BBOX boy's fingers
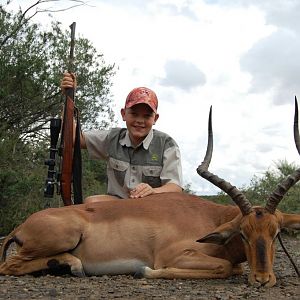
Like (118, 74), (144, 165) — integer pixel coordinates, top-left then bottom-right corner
(130, 184), (154, 198)
(60, 73), (77, 94)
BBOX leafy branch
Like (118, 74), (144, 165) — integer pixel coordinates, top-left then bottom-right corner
(0, 0), (88, 47)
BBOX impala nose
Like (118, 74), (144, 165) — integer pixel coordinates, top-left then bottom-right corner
(255, 273), (270, 285)
(249, 269), (277, 287)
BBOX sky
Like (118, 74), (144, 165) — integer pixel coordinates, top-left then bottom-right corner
(5, 0), (300, 195)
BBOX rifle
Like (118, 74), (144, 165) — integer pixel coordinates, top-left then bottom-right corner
(44, 22), (83, 205)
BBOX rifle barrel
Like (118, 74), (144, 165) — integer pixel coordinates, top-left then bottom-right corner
(68, 22), (76, 73)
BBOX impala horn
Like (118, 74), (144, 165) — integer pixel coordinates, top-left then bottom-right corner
(197, 106), (253, 216)
(265, 96), (300, 214)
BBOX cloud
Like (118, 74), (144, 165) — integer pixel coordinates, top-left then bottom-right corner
(263, 2), (300, 31)
(240, 29), (300, 104)
(159, 3), (198, 21)
(255, 143), (273, 153)
(160, 59), (206, 91)
(92, 0), (198, 20)
(211, 0), (300, 104)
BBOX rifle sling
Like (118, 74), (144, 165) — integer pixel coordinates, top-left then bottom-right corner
(72, 107), (83, 204)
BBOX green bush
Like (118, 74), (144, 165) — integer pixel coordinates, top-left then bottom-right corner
(200, 160), (300, 215)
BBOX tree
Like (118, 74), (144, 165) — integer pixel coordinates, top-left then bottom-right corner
(183, 183), (196, 195)
(0, 3), (116, 235)
(1, 1), (87, 49)
(245, 159), (300, 212)
(0, 6), (115, 145)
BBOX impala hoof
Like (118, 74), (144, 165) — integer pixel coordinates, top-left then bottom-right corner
(71, 268), (86, 277)
(134, 267), (146, 279)
(133, 271), (144, 279)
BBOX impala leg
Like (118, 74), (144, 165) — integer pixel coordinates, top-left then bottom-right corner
(141, 264), (230, 279)
(141, 257), (233, 279)
(138, 241), (234, 279)
(0, 253), (85, 277)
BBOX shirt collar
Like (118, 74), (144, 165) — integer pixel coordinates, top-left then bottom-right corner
(120, 129), (154, 150)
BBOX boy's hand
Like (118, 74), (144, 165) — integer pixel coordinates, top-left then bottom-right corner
(129, 183), (155, 198)
(60, 72), (77, 95)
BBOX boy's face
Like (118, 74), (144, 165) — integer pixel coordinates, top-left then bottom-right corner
(121, 103), (159, 146)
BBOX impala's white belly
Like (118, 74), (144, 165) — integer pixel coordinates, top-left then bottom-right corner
(83, 259), (147, 275)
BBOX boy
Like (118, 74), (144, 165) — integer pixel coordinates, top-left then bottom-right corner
(61, 73), (183, 202)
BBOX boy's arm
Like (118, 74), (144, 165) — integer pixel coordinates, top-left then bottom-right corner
(130, 183), (182, 198)
(129, 182), (182, 199)
(154, 182), (182, 193)
(61, 72), (87, 149)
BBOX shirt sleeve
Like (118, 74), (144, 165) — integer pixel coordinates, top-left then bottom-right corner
(84, 129), (111, 160)
(160, 143), (183, 188)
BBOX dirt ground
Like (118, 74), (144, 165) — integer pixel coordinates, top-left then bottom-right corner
(0, 234), (299, 300)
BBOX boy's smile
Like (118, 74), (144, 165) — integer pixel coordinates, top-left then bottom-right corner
(121, 103), (159, 147)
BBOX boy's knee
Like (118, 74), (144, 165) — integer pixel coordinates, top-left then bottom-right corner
(84, 195), (120, 204)
(84, 196), (98, 204)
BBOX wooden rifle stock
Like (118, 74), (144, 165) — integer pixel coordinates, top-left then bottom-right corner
(60, 93), (74, 205)
(59, 22), (82, 206)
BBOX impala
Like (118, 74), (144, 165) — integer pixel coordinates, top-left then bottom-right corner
(1, 101), (300, 288)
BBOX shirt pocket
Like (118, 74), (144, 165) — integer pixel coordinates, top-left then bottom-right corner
(142, 165), (162, 188)
(108, 158), (129, 187)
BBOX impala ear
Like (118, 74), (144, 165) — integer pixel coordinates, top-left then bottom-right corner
(197, 230), (239, 245)
(197, 215), (241, 245)
(281, 213), (300, 230)
(197, 232), (225, 245)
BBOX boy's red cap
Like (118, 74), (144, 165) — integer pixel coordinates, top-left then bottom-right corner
(125, 87), (158, 113)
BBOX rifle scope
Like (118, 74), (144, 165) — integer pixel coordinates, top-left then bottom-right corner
(44, 118), (61, 197)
